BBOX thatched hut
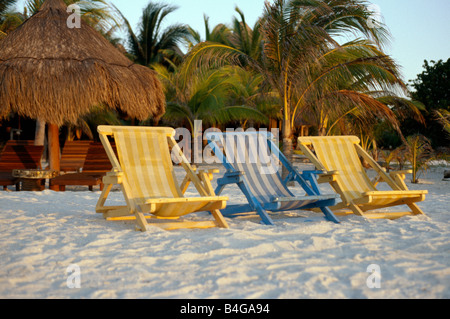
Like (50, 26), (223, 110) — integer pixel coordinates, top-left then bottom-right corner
(0, 0), (165, 172)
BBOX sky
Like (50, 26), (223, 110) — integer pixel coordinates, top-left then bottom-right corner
(15, 0), (450, 82)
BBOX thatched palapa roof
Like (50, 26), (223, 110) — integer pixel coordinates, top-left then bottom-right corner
(0, 0), (165, 125)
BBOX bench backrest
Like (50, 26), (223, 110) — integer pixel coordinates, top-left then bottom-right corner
(82, 142), (115, 174)
(60, 141), (92, 172)
(0, 144), (44, 171)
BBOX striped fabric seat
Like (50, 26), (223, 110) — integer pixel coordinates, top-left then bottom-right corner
(207, 131), (340, 225)
(298, 136), (428, 220)
(310, 137), (375, 202)
(114, 129), (181, 202)
(230, 133), (322, 211)
(114, 129), (221, 217)
(95, 126), (229, 231)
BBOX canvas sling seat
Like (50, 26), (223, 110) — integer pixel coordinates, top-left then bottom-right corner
(95, 126), (229, 231)
(297, 136), (428, 220)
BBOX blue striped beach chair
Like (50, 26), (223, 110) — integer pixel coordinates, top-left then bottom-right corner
(206, 131), (340, 225)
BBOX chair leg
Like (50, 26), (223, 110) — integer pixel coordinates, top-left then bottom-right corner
(214, 184), (226, 196)
(211, 210), (229, 228)
(319, 206), (341, 224)
(408, 203), (427, 217)
(134, 211), (149, 232)
(349, 203), (367, 218)
(236, 181), (275, 226)
(254, 205), (275, 226)
(96, 183), (114, 213)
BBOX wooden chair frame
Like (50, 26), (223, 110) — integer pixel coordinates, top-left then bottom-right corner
(95, 126), (229, 231)
(206, 131), (340, 225)
(297, 136), (428, 220)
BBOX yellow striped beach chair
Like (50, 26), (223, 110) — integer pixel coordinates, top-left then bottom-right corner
(297, 136), (428, 220)
(96, 126), (229, 231)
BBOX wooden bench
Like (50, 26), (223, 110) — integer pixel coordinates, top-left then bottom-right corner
(50, 142), (116, 191)
(0, 142), (44, 191)
(60, 140), (92, 173)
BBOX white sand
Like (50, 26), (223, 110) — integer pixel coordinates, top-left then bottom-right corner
(0, 163), (449, 299)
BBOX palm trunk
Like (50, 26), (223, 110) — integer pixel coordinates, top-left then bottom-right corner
(34, 118), (47, 163)
(282, 108), (293, 182)
(318, 124), (327, 136)
(34, 119), (46, 146)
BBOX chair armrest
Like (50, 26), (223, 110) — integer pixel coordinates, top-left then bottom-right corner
(217, 171), (244, 186)
(390, 170), (413, 177)
(301, 170), (327, 176)
(222, 171), (244, 177)
(316, 170), (339, 183)
(181, 168), (222, 195)
(103, 171), (124, 184)
(389, 170), (412, 191)
(198, 168), (221, 181)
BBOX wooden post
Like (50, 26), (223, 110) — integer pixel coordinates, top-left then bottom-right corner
(48, 123), (60, 191)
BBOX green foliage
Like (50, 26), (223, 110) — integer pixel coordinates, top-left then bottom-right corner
(0, 0), (17, 13)
(0, 0), (19, 36)
(379, 148), (400, 173)
(434, 109), (450, 135)
(118, 2), (190, 68)
(404, 59), (450, 148)
(373, 121), (402, 149)
(183, 0), (416, 151)
(410, 59), (450, 112)
(1, 0), (437, 148)
(154, 63), (267, 132)
(402, 134), (434, 183)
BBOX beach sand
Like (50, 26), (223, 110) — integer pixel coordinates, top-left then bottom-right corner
(0, 163), (448, 299)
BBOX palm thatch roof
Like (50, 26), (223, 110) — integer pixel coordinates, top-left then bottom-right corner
(0, 0), (165, 126)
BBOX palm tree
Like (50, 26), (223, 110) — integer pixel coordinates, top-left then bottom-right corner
(0, 0), (16, 13)
(435, 109), (450, 135)
(184, 0), (413, 177)
(184, 14), (232, 50)
(402, 134), (434, 183)
(154, 60), (267, 161)
(155, 62), (267, 133)
(0, 0), (20, 37)
(232, 7), (263, 60)
(116, 1), (189, 68)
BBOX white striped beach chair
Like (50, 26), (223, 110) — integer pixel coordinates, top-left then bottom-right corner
(297, 136), (428, 220)
(206, 131), (340, 225)
(96, 126), (229, 231)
